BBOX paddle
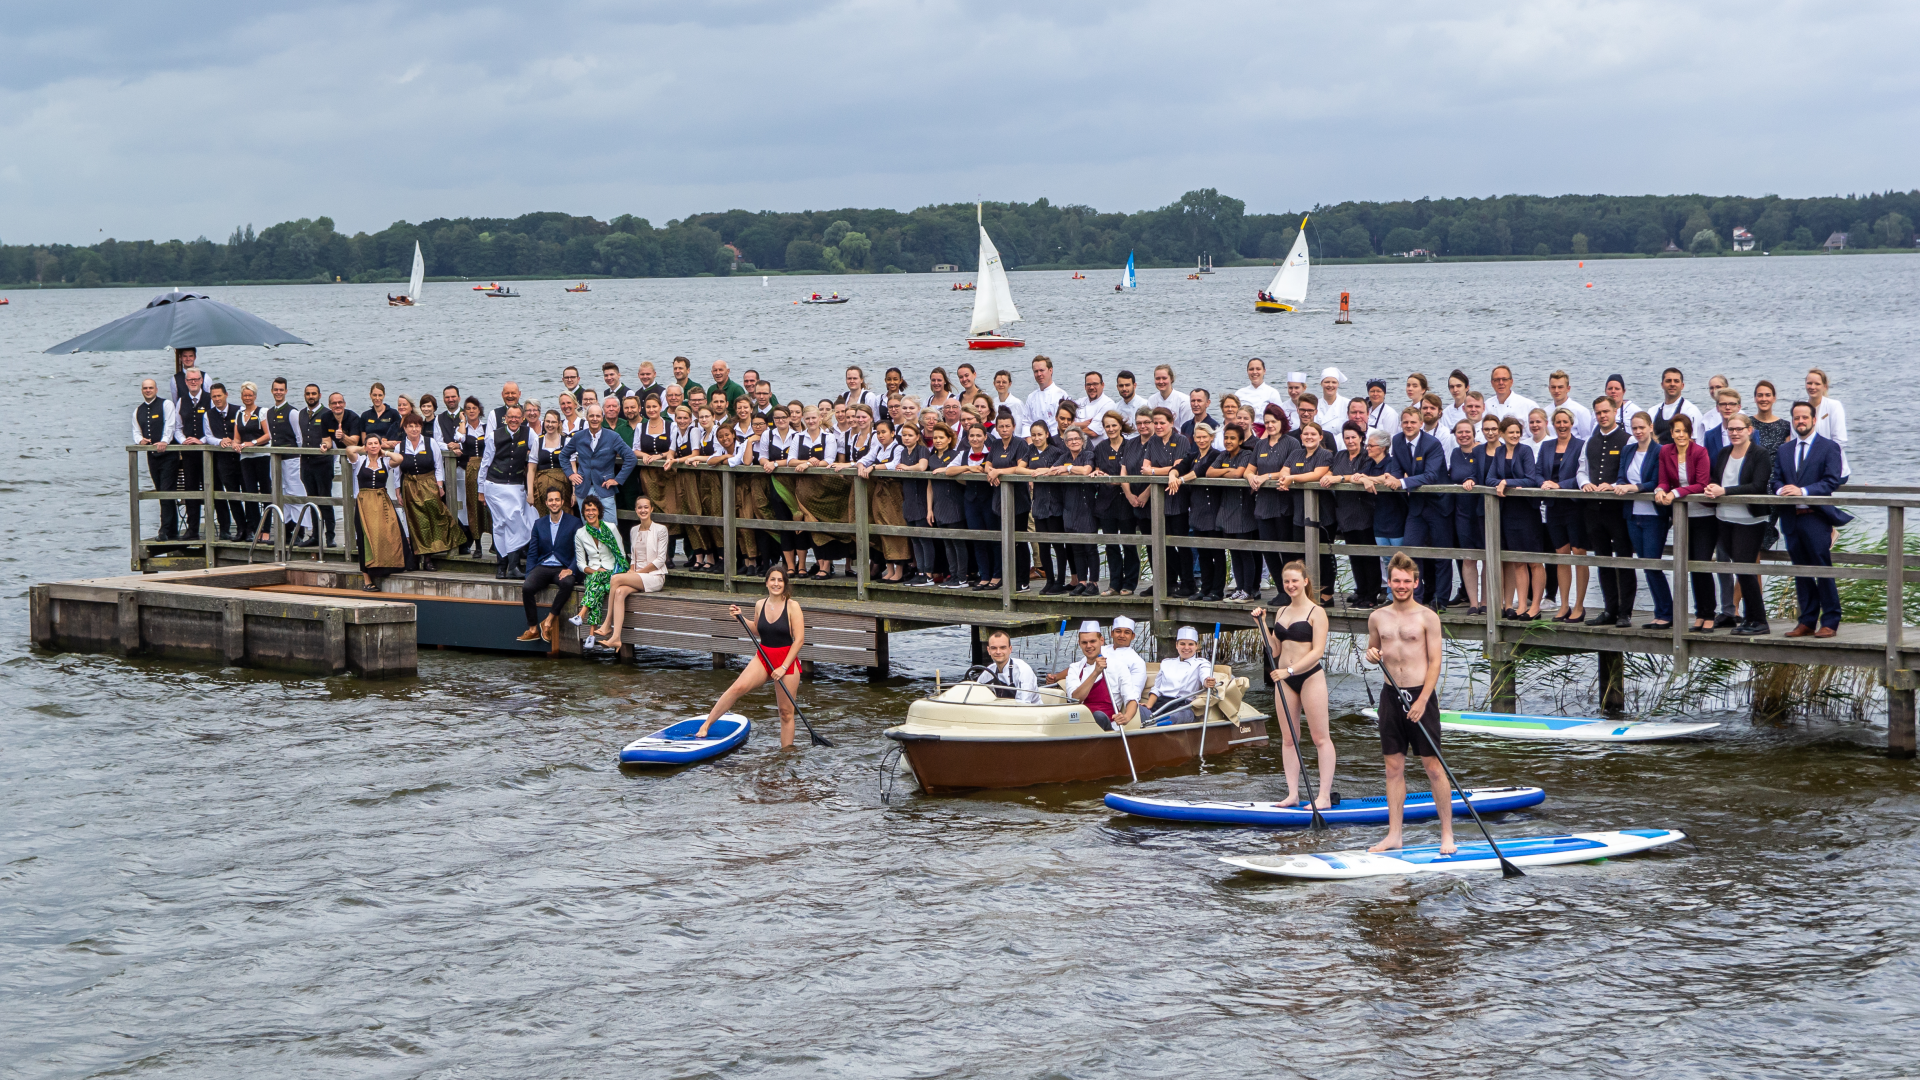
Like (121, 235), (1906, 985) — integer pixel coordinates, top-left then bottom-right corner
(1377, 666), (1523, 878)
(1255, 609), (1326, 830)
(1194, 622), (1222, 772)
(732, 609), (833, 748)
(1111, 704), (1140, 784)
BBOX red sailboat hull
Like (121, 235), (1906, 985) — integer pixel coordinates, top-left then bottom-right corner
(967, 337), (1025, 350)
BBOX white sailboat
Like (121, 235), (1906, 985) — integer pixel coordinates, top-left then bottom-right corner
(1255, 216), (1309, 313)
(1116, 250), (1136, 292)
(389, 242), (424, 306)
(967, 203), (1024, 349)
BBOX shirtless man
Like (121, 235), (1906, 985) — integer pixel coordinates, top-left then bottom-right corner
(1364, 552), (1452, 854)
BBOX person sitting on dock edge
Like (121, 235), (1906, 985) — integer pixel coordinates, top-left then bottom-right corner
(519, 487), (582, 646)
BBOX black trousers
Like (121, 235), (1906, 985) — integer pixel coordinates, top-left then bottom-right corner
(522, 563), (578, 627)
(1782, 512), (1842, 629)
(1342, 528), (1381, 599)
(1163, 512), (1191, 592)
(239, 456), (271, 536)
(1229, 531), (1263, 595)
(177, 450), (205, 530)
(1584, 503), (1635, 616)
(1721, 519), (1769, 624)
(301, 458), (336, 529)
(1193, 529), (1226, 596)
(1099, 514), (1140, 590)
(147, 451), (180, 535)
(1686, 514), (1719, 620)
(1256, 515), (1290, 592)
(911, 532), (941, 578)
(936, 516), (970, 582)
(209, 451), (242, 533)
(1035, 515), (1065, 586)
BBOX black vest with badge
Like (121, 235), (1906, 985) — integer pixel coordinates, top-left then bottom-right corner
(399, 440), (436, 476)
(178, 391), (211, 440)
(1584, 423), (1630, 486)
(268, 403), (300, 447)
(206, 402), (239, 444)
(237, 406), (265, 447)
(136, 399), (169, 444)
(487, 422), (530, 484)
(357, 459), (390, 490)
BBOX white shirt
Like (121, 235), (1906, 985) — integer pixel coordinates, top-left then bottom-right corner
(1105, 644), (1147, 704)
(1813, 398), (1849, 479)
(798, 428), (844, 462)
(859, 438), (904, 467)
(575, 524), (626, 572)
(974, 657), (1040, 704)
(1318, 394), (1351, 429)
(1652, 397), (1703, 438)
(991, 393), (1029, 431)
(1233, 383), (1288, 428)
(1076, 394), (1119, 430)
(399, 435), (445, 481)
(1145, 388), (1194, 431)
(1483, 390), (1538, 424)
(1150, 654), (1214, 703)
(1547, 396), (1595, 441)
(1064, 654), (1136, 713)
(131, 397), (180, 444)
(1025, 382), (1069, 435)
(758, 428), (803, 461)
(839, 388), (885, 414)
(1622, 444), (1658, 515)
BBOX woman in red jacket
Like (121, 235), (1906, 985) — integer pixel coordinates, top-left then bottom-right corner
(1654, 414), (1717, 631)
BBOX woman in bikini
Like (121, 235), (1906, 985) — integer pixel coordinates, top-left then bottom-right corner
(695, 566), (806, 747)
(1254, 561), (1336, 810)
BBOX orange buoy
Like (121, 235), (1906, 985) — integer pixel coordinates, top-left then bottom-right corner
(1335, 291), (1352, 324)
(1585, 283), (1594, 288)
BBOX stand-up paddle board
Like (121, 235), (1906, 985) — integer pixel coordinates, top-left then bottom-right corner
(619, 714), (750, 765)
(1104, 786), (1544, 827)
(1359, 708), (1717, 742)
(1221, 828), (1685, 880)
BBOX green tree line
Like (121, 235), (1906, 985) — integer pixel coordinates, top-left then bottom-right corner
(4, 189), (1916, 287)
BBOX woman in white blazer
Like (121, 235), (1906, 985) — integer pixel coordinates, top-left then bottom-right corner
(589, 496), (671, 642)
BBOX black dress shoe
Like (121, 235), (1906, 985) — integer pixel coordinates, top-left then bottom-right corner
(494, 558), (510, 580)
(1586, 611), (1614, 626)
(1733, 621), (1770, 636)
(1713, 614), (1740, 629)
(1615, 615), (1633, 628)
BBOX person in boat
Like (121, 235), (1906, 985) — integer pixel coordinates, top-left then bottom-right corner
(1104, 615), (1149, 705)
(1055, 621), (1139, 730)
(973, 630), (1040, 703)
(696, 567), (805, 745)
(1256, 562), (1337, 810)
(1140, 626), (1217, 727)
(1364, 552), (1452, 855)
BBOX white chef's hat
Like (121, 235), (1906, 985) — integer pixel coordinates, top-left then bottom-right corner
(1078, 620), (1103, 635)
(1322, 366), (1348, 385)
(1176, 626), (1199, 642)
(1286, 370), (1308, 385)
(1111, 616), (1136, 632)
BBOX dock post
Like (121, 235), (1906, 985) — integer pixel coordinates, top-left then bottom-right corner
(1487, 641), (1517, 713)
(270, 452), (287, 563)
(221, 597), (247, 664)
(1598, 651), (1627, 711)
(1888, 507), (1911, 758)
(1888, 668), (1915, 759)
(1150, 485), (1166, 626)
(1671, 509), (1690, 671)
(1483, 491), (1502, 648)
(1303, 489), (1319, 596)
(127, 450), (142, 573)
(722, 471), (736, 594)
(970, 626), (988, 667)
(854, 474), (870, 602)
(115, 590), (141, 655)
(1000, 482), (1014, 612)
(868, 624), (891, 682)
(201, 448), (216, 569)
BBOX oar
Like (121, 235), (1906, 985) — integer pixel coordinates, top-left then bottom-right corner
(732, 610), (832, 747)
(1112, 704), (1140, 784)
(1377, 666), (1522, 878)
(1256, 609), (1325, 830)
(1194, 622), (1222, 771)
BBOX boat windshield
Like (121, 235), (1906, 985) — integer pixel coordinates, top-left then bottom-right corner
(928, 682), (1077, 706)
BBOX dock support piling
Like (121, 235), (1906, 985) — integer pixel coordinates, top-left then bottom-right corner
(970, 626), (987, 667)
(1598, 650), (1627, 711)
(854, 475), (870, 603)
(722, 471), (736, 595)
(1888, 668), (1915, 759)
(868, 628), (890, 682)
(1486, 641), (1517, 713)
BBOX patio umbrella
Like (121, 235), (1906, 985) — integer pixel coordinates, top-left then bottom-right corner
(43, 288), (312, 353)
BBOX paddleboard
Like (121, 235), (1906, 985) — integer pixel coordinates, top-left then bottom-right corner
(1104, 786), (1545, 827)
(1221, 828), (1685, 880)
(1359, 708), (1718, 742)
(619, 714), (750, 765)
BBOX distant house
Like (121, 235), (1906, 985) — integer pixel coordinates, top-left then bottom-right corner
(1823, 231), (1849, 251)
(1662, 240), (1682, 253)
(1391, 248), (1431, 258)
(1731, 227), (1755, 252)
(722, 244), (743, 269)
(932, 263), (959, 273)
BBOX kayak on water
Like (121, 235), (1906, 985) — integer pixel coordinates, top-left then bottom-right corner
(1103, 785), (1545, 827)
(1358, 708), (1718, 742)
(619, 714), (750, 765)
(1221, 828), (1687, 880)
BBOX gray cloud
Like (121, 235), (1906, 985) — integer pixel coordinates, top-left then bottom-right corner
(3, 0), (1916, 243)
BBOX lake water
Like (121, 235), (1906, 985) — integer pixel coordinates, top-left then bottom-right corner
(3, 257), (1917, 1078)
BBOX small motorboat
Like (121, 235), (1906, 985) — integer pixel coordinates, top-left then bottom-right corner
(883, 664), (1267, 793)
(951, 282), (976, 291)
(472, 281), (501, 291)
(0, 297), (10, 305)
(484, 286), (520, 298)
(1070, 272), (1085, 280)
(565, 282), (592, 293)
(801, 292), (849, 305)
(1187, 273), (1202, 280)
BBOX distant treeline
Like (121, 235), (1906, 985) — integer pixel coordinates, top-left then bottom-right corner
(5, 189), (1917, 287)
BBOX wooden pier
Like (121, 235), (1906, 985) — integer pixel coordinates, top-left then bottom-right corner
(56, 444), (1920, 758)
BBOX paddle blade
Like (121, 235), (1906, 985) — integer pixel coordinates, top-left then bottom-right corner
(1499, 857), (1527, 879)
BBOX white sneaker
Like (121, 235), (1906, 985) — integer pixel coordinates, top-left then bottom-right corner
(568, 614), (585, 626)
(583, 634), (597, 649)
(1225, 589), (1247, 601)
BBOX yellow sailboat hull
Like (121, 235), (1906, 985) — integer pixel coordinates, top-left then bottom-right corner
(1254, 300), (1294, 313)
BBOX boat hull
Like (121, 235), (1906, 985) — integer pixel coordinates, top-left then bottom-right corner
(890, 718), (1268, 793)
(1254, 300), (1294, 313)
(967, 337), (1026, 350)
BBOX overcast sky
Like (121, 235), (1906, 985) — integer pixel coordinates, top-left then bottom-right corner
(4, 0), (1916, 244)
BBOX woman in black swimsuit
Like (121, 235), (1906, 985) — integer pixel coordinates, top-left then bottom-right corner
(1254, 560), (1336, 809)
(696, 566), (806, 746)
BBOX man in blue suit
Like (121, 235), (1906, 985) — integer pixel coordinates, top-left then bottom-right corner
(1771, 401), (1853, 637)
(1379, 406), (1453, 608)
(519, 488), (583, 645)
(566, 404), (637, 522)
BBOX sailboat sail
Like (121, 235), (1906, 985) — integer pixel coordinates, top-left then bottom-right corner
(407, 242), (425, 301)
(1121, 251), (1136, 290)
(1266, 218), (1310, 305)
(969, 221), (1021, 335)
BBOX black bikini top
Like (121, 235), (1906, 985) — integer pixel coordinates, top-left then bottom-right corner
(1274, 616), (1314, 642)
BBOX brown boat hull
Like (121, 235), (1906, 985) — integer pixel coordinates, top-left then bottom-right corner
(890, 719), (1269, 794)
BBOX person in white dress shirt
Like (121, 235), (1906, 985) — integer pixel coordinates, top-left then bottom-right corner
(1075, 371), (1118, 436)
(1047, 621), (1141, 729)
(1234, 357), (1288, 435)
(1146, 364), (1194, 431)
(1482, 364), (1538, 424)
(972, 630), (1040, 703)
(1142, 626), (1218, 727)
(1545, 370), (1594, 441)
(1026, 355), (1069, 436)
(1650, 367), (1703, 446)
(1317, 367), (1351, 427)
(1114, 370), (1149, 416)
(1804, 367), (1849, 482)
(989, 369), (1029, 432)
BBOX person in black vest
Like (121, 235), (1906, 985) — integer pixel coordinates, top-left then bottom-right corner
(204, 382), (244, 541)
(984, 407), (1036, 590)
(1578, 396), (1635, 626)
(479, 404), (536, 579)
(266, 377), (315, 545)
(234, 382), (272, 541)
(132, 379), (181, 540)
(360, 382), (402, 442)
(163, 347), (209, 409)
(172, 367), (214, 541)
(296, 384), (335, 548)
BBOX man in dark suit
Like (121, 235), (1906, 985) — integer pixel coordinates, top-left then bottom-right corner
(1380, 406), (1453, 608)
(1579, 396), (1635, 625)
(519, 488), (582, 645)
(1770, 401), (1852, 637)
(565, 404), (637, 521)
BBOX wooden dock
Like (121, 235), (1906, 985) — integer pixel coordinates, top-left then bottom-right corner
(73, 445), (1920, 758)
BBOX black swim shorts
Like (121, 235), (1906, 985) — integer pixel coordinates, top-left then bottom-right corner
(1377, 689), (1441, 758)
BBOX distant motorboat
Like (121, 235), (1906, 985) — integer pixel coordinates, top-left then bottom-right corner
(388, 242), (425, 306)
(565, 282), (592, 293)
(951, 282), (976, 291)
(1256, 217), (1310, 313)
(801, 292), (849, 305)
(1070, 272), (1085, 280)
(484, 286), (520, 298)
(472, 281), (500, 291)
(0, 297), (9, 305)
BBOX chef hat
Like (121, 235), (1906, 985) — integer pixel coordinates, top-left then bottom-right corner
(1607, 373), (1626, 389)
(1286, 371), (1308, 385)
(1366, 378), (1387, 391)
(1078, 620), (1103, 635)
(1176, 626), (1199, 642)
(1322, 366), (1348, 385)
(1111, 616), (1137, 632)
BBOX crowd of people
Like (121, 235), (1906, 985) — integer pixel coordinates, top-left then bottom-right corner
(133, 346), (1858, 642)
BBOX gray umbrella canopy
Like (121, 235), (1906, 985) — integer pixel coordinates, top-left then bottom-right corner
(42, 289), (312, 353)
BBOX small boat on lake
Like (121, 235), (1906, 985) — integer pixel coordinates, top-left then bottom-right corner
(484, 286), (520, 298)
(801, 292), (849, 305)
(1256, 216), (1309, 313)
(472, 281), (501, 291)
(388, 242), (425, 307)
(952, 281), (976, 291)
(883, 663), (1266, 793)
(565, 282), (592, 293)
(1115, 250), (1135, 292)
(966, 204), (1025, 350)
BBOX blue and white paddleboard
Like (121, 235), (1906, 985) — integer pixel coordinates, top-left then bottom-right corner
(619, 714), (750, 765)
(1221, 828), (1686, 880)
(1359, 708), (1718, 742)
(1106, 786), (1545, 827)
